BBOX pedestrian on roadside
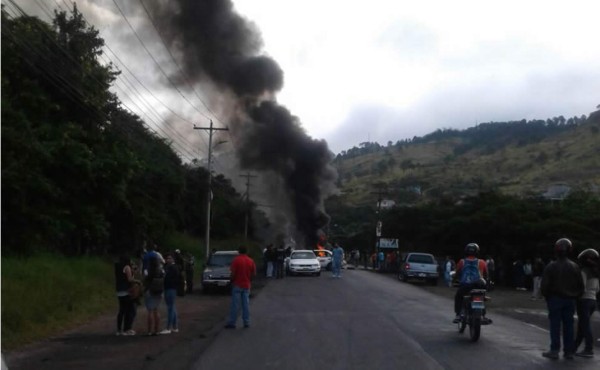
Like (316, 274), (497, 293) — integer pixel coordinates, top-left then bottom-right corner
(513, 259), (526, 291)
(485, 255), (495, 290)
(574, 248), (600, 358)
(531, 257), (545, 300)
(185, 252), (195, 293)
(143, 244), (165, 336)
(160, 253), (182, 334)
(275, 245), (285, 279)
(225, 246), (257, 329)
(332, 243), (344, 278)
(541, 238), (584, 360)
(444, 256), (455, 287)
(115, 255), (137, 336)
(265, 244), (275, 278)
(524, 259), (533, 290)
(377, 250), (385, 271)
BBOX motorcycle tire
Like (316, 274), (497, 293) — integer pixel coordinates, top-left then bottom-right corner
(469, 317), (481, 342)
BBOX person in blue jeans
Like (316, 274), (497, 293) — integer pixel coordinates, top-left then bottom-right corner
(225, 246), (257, 329)
(332, 243), (344, 278)
(541, 238), (584, 360)
(161, 253), (181, 334)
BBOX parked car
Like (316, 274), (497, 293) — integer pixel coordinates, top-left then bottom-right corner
(202, 250), (238, 293)
(287, 250), (321, 276)
(313, 249), (349, 270)
(397, 252), (439, 285)
(313, 249), (332, 270)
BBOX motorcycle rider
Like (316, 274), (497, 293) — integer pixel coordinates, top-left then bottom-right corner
(453, 243), (489, 323)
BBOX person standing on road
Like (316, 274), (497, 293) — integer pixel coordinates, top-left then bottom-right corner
(541, 238), (584, 360)
(225, 246), (257, 329)
(574, 248), (600, 358)
(160, 253), (182, 334)
(444, 256), (455, 287)
(485, 255), (495, 290)
(531, 257), (545, 300)
(143, 244), (165, 336)
(115, 255), (137, 336)
(332, 243), (344, 278)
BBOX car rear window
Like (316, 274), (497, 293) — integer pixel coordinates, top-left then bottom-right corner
(208, 254), (236, 267)
(292, 252), (316, 259)
(408, 254), (434, 264)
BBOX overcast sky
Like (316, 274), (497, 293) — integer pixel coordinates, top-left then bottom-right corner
(12, 0), (600, 155)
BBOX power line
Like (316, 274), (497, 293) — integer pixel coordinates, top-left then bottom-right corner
(2, 6), (196, 163)
(137, 0), (226, 127)
(110, 0), (213, 122)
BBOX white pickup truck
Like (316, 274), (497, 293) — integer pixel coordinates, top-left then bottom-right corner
(397, 252), (439, 285)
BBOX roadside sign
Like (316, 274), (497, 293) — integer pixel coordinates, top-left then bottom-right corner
(378, 238), (399, 249)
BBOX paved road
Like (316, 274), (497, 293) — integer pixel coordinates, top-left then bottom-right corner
(194, 269), (600, 370)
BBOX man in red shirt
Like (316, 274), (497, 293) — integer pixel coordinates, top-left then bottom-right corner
(225, 246), (257, 329)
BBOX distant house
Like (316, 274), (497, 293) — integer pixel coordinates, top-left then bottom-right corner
(379, 199), (396, 209)
(542, 184), (571, 200)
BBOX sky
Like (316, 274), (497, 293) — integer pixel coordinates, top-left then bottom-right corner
(10, 0), (600, 156)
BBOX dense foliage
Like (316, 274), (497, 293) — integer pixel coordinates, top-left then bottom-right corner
(327, 190), (600, 268)
(1, 8), (252, 256)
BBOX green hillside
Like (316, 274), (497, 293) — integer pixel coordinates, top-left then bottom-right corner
(333, 113), (600, 207)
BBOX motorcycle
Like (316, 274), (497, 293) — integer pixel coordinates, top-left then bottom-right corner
(450, 271), (492, 342)
(457, 288), (491, 342)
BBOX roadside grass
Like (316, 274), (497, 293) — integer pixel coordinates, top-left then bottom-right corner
(1, 253), (114, 350)
(0, 235), (261, 351)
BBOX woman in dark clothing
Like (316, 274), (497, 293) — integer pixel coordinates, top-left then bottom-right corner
(160, 253), (182, 334)
(115, 255), (136, 336)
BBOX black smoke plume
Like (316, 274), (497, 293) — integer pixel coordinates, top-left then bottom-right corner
(147, 0), (337, 246)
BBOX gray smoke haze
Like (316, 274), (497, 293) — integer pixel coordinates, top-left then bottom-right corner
(147, 0), (337, 246)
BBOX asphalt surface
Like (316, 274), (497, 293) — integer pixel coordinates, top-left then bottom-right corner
(195, 268), (600, 370)
(4, 268), (599, 369)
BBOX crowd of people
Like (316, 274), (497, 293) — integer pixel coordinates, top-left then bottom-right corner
(448, 238), (599, 360)
(114, 243), (193, 336)
(114, 237), (598, 361)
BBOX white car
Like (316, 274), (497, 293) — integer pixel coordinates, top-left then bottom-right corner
(287, 250), (321, 276)
(313, 249), (333, 270)
(313, 249), (348, 270)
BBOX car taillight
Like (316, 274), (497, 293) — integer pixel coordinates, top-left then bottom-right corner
(472, 296), (483, 302)
(404, 263), (410, 270)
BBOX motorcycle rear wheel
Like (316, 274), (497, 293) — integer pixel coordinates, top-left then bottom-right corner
(469, 317), (481, 342)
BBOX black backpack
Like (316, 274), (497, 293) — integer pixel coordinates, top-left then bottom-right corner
(146, 254), (165, 294)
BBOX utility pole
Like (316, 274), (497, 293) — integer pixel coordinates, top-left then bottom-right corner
(240, 172), (257, 240)
(194, 120), (228, 260)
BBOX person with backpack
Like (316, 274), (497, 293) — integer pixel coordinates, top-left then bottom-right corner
(452, 243), (489, 323)
(142, 244), (165, 336)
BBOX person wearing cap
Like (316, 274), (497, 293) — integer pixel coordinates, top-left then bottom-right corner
(541, 238), (584, 360)
(574, 248), (600, 358)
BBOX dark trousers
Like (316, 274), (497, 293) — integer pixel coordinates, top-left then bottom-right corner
(117, 295), (136, 332)
(575, 298), (596, 352)
(546, 296), (576, 354)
